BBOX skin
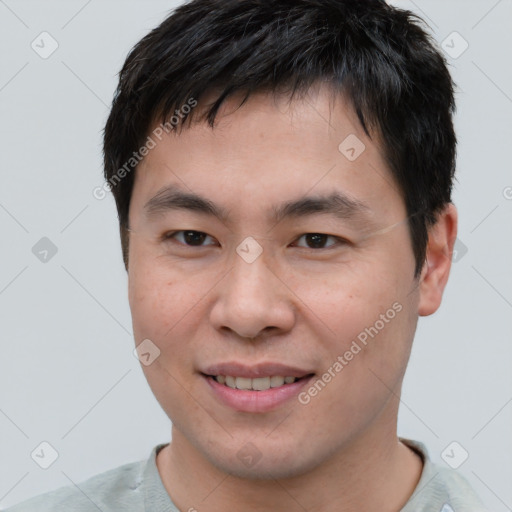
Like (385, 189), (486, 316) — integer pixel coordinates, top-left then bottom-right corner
(126, 83), (457, 511)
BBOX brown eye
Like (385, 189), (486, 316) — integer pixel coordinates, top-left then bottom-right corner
(294, 233), (341, 249)
(164, 230), (216, 246)
(183, 231), (207, 246)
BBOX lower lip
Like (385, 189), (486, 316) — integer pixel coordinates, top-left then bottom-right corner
(204, 375), (314, 413)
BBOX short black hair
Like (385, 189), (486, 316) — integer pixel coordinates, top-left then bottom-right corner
(103, 0), (456, 277)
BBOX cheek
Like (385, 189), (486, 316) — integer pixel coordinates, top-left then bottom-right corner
(298, 302), (417, 440)
(128, 253), (218, 363)
(129, 272), (184, 343)
(128, 265), (197, 409)
(284, 258), (404, 339)
(290, 257), (416, 388)
(128, 246), (182, 341)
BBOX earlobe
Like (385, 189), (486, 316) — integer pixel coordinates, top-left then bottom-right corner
(418, 203), (458, 317)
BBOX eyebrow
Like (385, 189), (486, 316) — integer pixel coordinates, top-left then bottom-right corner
(144, 185), (230, 221)
(143, 184), (371, 225)
(271, 191), (370, 225)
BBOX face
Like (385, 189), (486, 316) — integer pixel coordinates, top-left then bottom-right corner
(127, 84), (422, 479)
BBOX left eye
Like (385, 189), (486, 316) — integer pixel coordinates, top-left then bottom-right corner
(293, 233), (342, 249)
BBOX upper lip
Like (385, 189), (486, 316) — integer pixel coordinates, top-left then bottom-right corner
(201, 362), (314, 379)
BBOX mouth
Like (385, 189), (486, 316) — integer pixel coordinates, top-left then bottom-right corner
(200, 363), (315, 412)
(205, 374), (310, 391)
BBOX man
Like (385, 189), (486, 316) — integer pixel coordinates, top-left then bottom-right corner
(5, 0), (488, 510)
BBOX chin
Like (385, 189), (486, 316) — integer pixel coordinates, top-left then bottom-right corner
(202, 441), (327, 481)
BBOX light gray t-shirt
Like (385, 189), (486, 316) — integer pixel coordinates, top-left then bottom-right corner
(2, 438), (488, 511)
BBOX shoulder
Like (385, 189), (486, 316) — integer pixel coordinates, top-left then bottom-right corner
(2, 459), (146, 512)
(428, 464), (489, 510)
(401, 438), (489, 512)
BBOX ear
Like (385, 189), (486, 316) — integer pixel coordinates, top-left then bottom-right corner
(418, 203), (458, 317)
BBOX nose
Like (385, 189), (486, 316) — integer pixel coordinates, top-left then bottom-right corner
(209, 252), (296, 340)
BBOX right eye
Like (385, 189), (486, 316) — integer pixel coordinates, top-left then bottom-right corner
(163, 230), (218, 247)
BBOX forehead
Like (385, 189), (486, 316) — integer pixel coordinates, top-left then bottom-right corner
(129, 85), (404, 224)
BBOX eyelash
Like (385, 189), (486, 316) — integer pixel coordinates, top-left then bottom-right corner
(162, 230), (347, 250)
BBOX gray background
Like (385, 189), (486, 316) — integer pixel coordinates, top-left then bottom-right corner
(0, 0), (511, 509)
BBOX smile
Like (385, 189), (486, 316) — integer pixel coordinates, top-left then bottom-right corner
(212, 375), (299, 391)
(202, 372), (314, 413)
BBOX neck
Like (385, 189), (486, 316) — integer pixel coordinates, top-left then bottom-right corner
(156, 413), (423, 511)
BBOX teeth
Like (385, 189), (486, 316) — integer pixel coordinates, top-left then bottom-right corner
(252, 377), (270, 390)
(270, 376), (285, 387)
(235, 377), (252, 390)
(214, 375), (298, 391)
(225, 376), (236, 389)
